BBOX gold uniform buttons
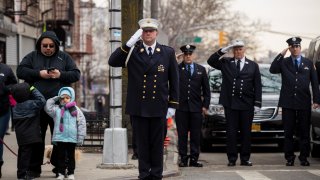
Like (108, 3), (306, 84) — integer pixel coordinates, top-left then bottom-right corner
(154, 85), (157, 88)
(144, 80), (146, 82)
(144, 75), (147, 77)
(154, 80), (157, 82)
(143, 91), (146, 93)
(152, 96), (155, 99)
(153, 91), (156, 94)
(143, 85), (146, 88)
(143, 96), (145, 99)
(154, 75), (157, 77)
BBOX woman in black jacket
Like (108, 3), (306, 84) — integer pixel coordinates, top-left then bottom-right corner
(0, 62), (17, 178)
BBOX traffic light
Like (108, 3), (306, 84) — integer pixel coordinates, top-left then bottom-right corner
(219, 31), (227, 47)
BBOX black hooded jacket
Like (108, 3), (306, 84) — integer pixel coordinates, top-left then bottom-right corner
(16, 31), (80, 99)
(0, 63), (17, 115)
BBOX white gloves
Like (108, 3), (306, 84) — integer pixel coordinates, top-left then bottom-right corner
(126, 29), (143, 47)
(221, 44), (234, 53)
(254, 106), (261, 113)
(166, 107), (176, 119)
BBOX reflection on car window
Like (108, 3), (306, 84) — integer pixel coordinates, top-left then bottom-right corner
(207, 65), (281, 93)
(208, 69), (222, 92)
(260, 67), (281, 93)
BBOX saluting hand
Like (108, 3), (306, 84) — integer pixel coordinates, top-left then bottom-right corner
(221, 44), (235, 53)
(126, 29), (143, 48)
(281, 47), (289, 56)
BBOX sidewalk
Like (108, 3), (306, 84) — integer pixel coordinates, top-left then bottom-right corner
(2, 127), (180, 180)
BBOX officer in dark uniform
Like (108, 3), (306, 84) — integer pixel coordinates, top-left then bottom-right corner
(108, 18), (179, 180)
(270, 37), (320, 166)
(175, 45), (210, 167)
(207, 40), (262, 166)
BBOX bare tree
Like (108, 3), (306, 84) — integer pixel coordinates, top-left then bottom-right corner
(158, 0), (231, 49)
(144, 0), (269, 61)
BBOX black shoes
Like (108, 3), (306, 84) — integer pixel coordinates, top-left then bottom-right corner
(178, 156), (189, 167)
(227, 161), (236, 166)
(189, 161), (203, 167)
(300, 160), (310, 166)
(240, 161), (253, 166)
(286, 160), (294, 166)
(178, 161), (188, 167)
(179, 156), (203, 167)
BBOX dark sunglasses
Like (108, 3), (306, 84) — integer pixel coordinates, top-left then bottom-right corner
(42, 44), (55, 48)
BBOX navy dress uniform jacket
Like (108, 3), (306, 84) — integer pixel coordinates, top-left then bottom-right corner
(108, 42), (179, 117)
(269, 54), (320, 109)
(207, 50), (262, 110)
(177, 63), (210, 112)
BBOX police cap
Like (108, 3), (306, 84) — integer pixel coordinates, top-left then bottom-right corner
(180, 44), (196, 54)
(138, 18), (159, 31)
(286, 37), (302, 46)
(231, 39), (245, 47)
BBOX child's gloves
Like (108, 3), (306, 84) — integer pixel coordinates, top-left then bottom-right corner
(66, 101), (78, 117)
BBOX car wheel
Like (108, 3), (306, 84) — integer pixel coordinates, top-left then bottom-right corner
(310, 125), (320, 158)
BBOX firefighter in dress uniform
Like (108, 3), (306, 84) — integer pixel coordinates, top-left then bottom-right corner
(175, 45), (210, 167)
(269, 37), (320, 166)
(207, 40), (262, 166)
(108, 18), (179, 180)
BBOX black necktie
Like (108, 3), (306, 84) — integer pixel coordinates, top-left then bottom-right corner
(236, 60), (241, 73)
(187, 64), (192, 76)
(148, 47), (152, 57)
(294, 59), (299, 71)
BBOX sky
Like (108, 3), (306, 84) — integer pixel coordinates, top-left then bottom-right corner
(90, 0), (320, 58)
(230, 0), (320, 58)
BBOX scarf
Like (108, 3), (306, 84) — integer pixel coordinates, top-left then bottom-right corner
(59, 101), (77, 132)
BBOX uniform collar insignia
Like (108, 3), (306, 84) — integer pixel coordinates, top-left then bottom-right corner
(156, 48), (160, 52)
(140, 48), (144, 53)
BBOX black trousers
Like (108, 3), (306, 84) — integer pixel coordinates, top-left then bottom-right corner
(17, 143), (41, 179)
(132, 116), (165, 180)
(31, 109), (55, 174)
(224, 107), (254, 162)
(56, 142), (76, 175)
(282, 108), (311, 161)
(130, 117), (138, 156)
(175, 110), (202, 159)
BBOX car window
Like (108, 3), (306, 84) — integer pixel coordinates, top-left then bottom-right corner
(207, 65), (281, 93)
(260, 67), (281, 93)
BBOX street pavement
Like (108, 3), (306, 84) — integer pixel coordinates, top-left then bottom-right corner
(2, 126), (180, 180)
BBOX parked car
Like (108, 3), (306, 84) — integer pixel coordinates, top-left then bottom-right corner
(307, 35), (320, 157)
(201, 64), (283, 151)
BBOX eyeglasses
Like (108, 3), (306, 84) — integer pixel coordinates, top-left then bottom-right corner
(42, 44), (55, 48)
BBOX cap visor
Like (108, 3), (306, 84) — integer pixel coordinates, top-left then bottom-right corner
(142, 27), (157, 31)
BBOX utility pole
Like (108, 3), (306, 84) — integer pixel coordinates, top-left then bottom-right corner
(102, 0), (127, 165)
(101, 0), (143, 166)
